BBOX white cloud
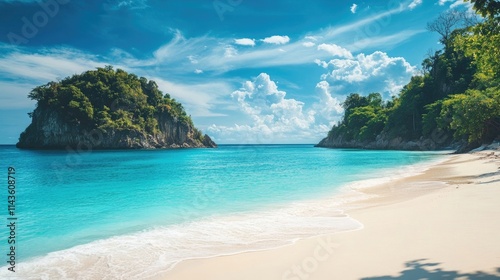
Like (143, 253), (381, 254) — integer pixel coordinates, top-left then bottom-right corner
(234, 38), (256, 46)
(261, 35), (290, 45)
(194, 69), (203, 74)
(317, 43), (353, 59)
(209, 73), (313, 143)
(438, 0), (473, 12)
(346, 30), (426, 52)
(302, 42), (316, 47)
(318, 51), (417, 97)
(0, 48), (107, 82)
(350, 3), (358, 14)
(449, 0), (469, 9)
(408, 0), (422, 10)
(207, 73), (344, 144)
(313, 81), (344, 121)
(314, 59), (329, 68)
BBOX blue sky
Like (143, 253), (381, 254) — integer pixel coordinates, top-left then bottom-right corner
(0, 0), (473, 144)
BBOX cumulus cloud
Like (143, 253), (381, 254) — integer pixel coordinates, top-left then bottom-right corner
(313, 81), (344, 122)
(350, 3), (358, 14)
(317, 51), (416, 97)
(317, 43), (353, 59)
(194, 69), (203, 74)
(261, 35), (290, 45)
(234, 38), (256, 46)
(207, 73), (343, 143)
(314, 59), (329, 69)
(408, 0), (422, 10)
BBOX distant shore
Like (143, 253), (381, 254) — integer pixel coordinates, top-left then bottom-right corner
(162, 150), (500, 280)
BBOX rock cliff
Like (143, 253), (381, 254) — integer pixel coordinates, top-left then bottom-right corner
(315, 131), (456, 151)
(17, 106), (217, 149)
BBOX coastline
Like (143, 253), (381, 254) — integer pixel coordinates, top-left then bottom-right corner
(161, 150), (500, 280)
(0, 147), (446, 279)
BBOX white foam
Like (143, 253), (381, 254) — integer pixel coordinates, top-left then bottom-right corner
(1, 197), (364, 279)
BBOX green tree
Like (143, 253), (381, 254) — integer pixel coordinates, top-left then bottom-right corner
(26, 66), (197, 133)
(440, 87), (500, 144)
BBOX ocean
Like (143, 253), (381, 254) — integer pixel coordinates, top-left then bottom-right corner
(0, 145), (445, 278)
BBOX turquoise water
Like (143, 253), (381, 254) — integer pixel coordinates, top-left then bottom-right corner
(0, 145), (444, 278)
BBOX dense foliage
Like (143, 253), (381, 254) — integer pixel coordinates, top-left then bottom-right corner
(28, 66), (205, 140)
(325, 2), (500, 148)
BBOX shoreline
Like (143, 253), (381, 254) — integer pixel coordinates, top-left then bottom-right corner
(0, 148), (447, 279)
(161, 150), (500, 280)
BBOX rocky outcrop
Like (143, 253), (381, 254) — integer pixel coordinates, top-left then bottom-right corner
(16, 106), (217, 150)
(315, 131), (456, 151)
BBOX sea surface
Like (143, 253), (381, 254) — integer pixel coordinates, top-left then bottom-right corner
(0, 145), (446, 278)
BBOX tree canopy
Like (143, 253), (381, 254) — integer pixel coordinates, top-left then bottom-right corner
(323, 1), (500, 148)
(28, 66), (199, 136)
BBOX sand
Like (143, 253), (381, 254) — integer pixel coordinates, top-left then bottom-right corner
(161, 151), (500, 280)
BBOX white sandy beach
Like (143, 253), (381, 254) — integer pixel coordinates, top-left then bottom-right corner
(161, 151), (500, 280)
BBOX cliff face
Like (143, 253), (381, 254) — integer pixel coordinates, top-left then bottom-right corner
(17, 106), (216, 149)
(315, 132), (456, 151)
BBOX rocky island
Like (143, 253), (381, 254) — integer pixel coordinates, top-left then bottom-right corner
(17, 66), (216, 149)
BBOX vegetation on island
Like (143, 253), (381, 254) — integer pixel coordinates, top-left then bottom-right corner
(323, 0), (500, 149)
(25, 66), (207, 143)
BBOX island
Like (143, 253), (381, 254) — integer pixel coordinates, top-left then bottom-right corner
(16, 66), (217, 149)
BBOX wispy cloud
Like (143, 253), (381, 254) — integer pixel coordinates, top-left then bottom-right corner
(103, 0), (149, 11)
(408, 0), (422, 10)
(350, 3), (358, 14)
(0, 45), (231, 117)
(0, 47), (107, 82)
(346, 29), (426, 52)
(130, 4), (419, 75)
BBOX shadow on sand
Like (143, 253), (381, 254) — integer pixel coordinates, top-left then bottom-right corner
(361, 259), (500, 280)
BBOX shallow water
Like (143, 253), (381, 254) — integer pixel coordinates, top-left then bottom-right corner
(0, 145), (444, 278)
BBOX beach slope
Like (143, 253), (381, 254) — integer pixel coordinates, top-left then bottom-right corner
(162, 151), (500, 280)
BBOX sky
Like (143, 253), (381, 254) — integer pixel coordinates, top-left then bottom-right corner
(0, 0), (474, 144)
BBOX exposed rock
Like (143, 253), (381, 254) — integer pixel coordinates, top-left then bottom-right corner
(17, 106), (217, 150)
(315, 132), (451, 151)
